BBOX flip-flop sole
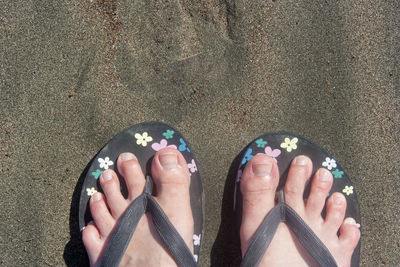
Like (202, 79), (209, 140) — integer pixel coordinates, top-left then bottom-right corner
(79, 121), (204, 262)
(234, 132), (361, 266)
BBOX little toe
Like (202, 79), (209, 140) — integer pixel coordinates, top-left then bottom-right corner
(82, 223), (104, 265)
(240, 154), (279, 254)
(100, 169), (128, 218)
(90, 192), (116, 237)
(324, 192), (347, 233)
(284, 155), (313, 211)
(339, 218), (361, 250)
(305, 168), (333, 219)
(117, 152), (146, 201)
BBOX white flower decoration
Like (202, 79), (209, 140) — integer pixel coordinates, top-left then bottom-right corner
(280, 137), (298, 152)
(135, 132), (153, 147)
(98, 157), (113, 170)
(193, 234), (201, 246)
(86, 187), (97, 196)
(342, 185), (353, 195)
(322, 157), (337, 170)
(194, 254), (198, 262)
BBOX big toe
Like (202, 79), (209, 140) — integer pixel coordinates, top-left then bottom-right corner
(240, 154), (279, 254)
(151, 148), (194, 247)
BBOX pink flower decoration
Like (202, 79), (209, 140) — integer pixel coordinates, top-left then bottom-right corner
(188, 159), (197, 173)
(151, 139), (177, 151)
(264, 146), (281, 162)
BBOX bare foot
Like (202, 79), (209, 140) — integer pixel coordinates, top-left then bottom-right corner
(82, 148), (194, 267)
(240, 154), (360, 267)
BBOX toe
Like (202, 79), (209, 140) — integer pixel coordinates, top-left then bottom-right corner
(240, 154), (279, 254)
(323, 192), (347, 234)
(82, 222), (104, 265)
(339, 218), (361, 250)
(151, 148), (193, 247)
(90, 192), (116, 237)
(100, 169), (129, 217)
(117, 152), (146, 201)
(305, 168), (333, 219)
(284, 155), (313, 212)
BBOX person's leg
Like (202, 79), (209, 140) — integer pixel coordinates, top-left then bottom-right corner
(82, 148), (194, 267)
(240, 154), (360, 266)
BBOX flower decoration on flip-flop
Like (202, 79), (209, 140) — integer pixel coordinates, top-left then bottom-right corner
(255, 138), (267, 148)
(241, 148), (253, 164)
(193, 234), (201, 246)
(135, 132), (153, 147)
(322, 157), (337, 170)
(236, 169), (243, 182)
(188, 159), (197, 173)
(332, 168), (344, 178)
(91, 169), (103, 179)
(98, 157), (113, 170)
(86, 187), (97, 196)
(280, 137), (298, 152)
(151, 139), (177, 151)
(162, 129), (175, 139)
(178, 138), (190, 152)
(342, 185), (353, 195)
(264, 146), (281, 162)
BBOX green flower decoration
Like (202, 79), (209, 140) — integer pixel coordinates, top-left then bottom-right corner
(163, 129), (175, 139)
(332, 168), (344, 179)
(255, 138), (267, 148)
(91, 169), (103, 179)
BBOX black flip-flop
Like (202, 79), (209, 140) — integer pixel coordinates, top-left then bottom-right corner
(234, 132), (361, 267)
(79, 122), (204, 266)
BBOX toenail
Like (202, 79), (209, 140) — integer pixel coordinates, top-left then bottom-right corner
(252, 162), (272, 178)
(318, 169), (330, 181)
(159, 153), (178, 169)
(120, 152), (136, 161)
(344, 218), (360, 228)
(92, 192), (102, 202)
(102, 171), (113, 181)
(333, 194), (343, 205)
(294, 155), (308, 166)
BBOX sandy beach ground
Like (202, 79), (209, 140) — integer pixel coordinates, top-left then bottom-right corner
(0, 1), (399, 266)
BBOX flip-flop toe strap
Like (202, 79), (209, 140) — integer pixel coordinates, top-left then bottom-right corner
(100, 179), (197, 267)
(241, 193), (337, 267)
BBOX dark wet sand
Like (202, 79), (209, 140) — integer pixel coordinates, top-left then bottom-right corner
(1, 1), (399, 266)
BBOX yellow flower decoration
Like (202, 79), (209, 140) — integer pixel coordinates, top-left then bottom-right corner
(86, 187), (97, 196)
(280, 137), (298, 152)
(134, 132), (153, 147)
(342, 185), (353, 195)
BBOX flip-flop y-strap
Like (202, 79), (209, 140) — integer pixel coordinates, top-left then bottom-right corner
(241, 190), (337, 267)
(235, 132), (361, 267)
(78, 122), (204, 266)
(100, 177), (197, 267)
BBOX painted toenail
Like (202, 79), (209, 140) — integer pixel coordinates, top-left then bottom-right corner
(334, 195), (343, 205)
(294, 155), (308, 166)
(159, 153), (178, 169)
(102, 171), (113, 181)
(319, 169), (330, 181)
(92, 192), (102, 202)
(120, 152), (136, 161)
(252, 163), (272, 177)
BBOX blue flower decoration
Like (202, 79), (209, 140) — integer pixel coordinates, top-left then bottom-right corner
(163, 129), (174, 139)
(241, 148), (253, 164)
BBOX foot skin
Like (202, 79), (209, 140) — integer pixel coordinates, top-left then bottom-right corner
(240, 154), (360, 267)
(82, 148), (194, 267)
